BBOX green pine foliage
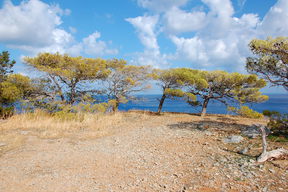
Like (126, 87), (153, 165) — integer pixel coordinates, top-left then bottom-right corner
(263, 110), (288, 141)
(246, 37), (288, 91)
(228, 106), (264, 119)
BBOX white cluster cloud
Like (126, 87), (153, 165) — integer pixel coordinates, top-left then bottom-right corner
(126, 15), (159, 51)
(164, 7), (206, 34)
(130, 0), (288, 71)
(259, 0), (288, 38)
(137, 0), (188, 13)
(126, 15), (168, 67)
(81, 32), (118, 56)
(0, 0), (117, 57)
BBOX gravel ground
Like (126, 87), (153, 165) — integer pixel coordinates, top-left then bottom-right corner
(0, 113), (287, 192)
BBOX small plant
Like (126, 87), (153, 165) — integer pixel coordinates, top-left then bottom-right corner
(263, 110), (288, 141)
(0, 106), (14, 118)
(228, 106), (264, 119)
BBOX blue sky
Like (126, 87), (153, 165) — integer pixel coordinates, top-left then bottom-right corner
(0, 0), (287, 93)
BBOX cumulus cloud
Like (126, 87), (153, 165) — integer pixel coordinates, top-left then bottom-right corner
(164, 7), (206, 34)
(126, 15), (168, 67)
(130, 50), (169, 68)
(259, 0), (288, 37)
(9, 28), (74, 54)
(131, 0), (288, 71)
(0, 0), (117, 57)
(202, 0), (234, 18)
(65, 31), (118, 56)
(137, 0), (188, 13)
(0, 0), (64, 47)
(126, 15), (159, 50)
(81, 32), (118, 56)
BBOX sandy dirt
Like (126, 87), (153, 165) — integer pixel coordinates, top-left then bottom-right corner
(0, 112), (287, 192)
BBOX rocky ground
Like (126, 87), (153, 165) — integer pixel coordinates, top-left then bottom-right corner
(0, 112), (287, 192)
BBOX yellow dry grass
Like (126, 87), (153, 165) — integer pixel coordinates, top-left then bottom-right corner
(0, 111), (140, 156)
(0, 111), (128, 137)
(0, 110), (267, 156)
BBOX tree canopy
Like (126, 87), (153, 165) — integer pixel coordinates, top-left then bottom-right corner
(0, 51), (16, 82)
(153, 68), (202, 113)
(0, 52), (34, 117)
(0, 50), (272, 118)
(167, 70), (268, 117)
(24, 53), (110, 105)
(102, 59), (152, 111)
(246, 37), (288, 91)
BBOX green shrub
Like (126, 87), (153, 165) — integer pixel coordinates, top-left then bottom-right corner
(51, 100), (117, 120)
(0, 106), (14, 119)
(228, 106), (264, 119)
(263, 110), (288, 140)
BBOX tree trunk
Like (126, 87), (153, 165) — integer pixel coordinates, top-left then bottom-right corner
(201, 98), (209, 117)
(48, 74), (65, 102)
(69, 82), (77, 105)
(257, 125), (288, 162)
(112, 99), (120, 112)
(157, 93), (166, 114)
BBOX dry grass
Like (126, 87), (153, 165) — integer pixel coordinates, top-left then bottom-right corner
(0, 134), (26, 156)
(0, 111), (128, 138)
(0, 111), (140, 156)
(0, 110), (268, 156)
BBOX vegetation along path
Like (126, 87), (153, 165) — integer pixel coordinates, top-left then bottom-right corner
(0, 112), (287, 191)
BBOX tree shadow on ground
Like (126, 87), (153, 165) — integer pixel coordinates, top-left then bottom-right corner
(167, 120), (250, 134)
(222, 147), (257, 159)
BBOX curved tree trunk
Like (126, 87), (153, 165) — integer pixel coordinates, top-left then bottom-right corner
(112, 99), (120, 112)
(257, 125), (288, 162)
(157, 93), (166, 114)
(201, 98), (209, 117)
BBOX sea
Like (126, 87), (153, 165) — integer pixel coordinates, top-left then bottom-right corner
(118, 94), (288, 114)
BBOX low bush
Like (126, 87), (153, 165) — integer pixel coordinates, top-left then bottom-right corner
(263, 110), (288, 140)
(0, 106), (14, 119)
(228, 106), (264, 119)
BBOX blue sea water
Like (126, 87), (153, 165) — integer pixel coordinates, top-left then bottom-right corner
(118, 94), (288, 114)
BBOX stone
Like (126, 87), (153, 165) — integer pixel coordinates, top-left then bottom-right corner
(241, 124), (270, 138)
(239, 147), (249, 154)
(204, 131), (213, 136)
(0, 142), (6, 147)
(223, 135), (244, 143)
(20, 131), (29, 135)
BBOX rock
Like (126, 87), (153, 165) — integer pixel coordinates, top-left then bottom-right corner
(0, 142), (6, 147)
(204, 131), (213, 136)
(249, 159), (255, 163)
(223, 135), (244, 143)
(20, 131), (29, 135)
(269, 168), (275, 174)
(262, 186), (268, 192)
(241, 124), (270, 138)
(239, 147), (249, 154)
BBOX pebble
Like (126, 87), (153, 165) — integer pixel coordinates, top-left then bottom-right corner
(20, 131), (29, 135)
(223, 135), (244, 143)
(0, 142), (6, 147)
(239, 147), (249, 154)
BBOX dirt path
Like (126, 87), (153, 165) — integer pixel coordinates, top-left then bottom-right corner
(0, 113), (287, 192)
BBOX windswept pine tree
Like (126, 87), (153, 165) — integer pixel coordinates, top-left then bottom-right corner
(165, 70), (268, 117)
(0, 51), (16, 82)
(153, 68), (204, 114)
(24, 53), (110, 105)
(102, 59), (152, 111)
(246, 37), (288, 91)
(0, 51), (34, 117)
(195, 71), (268, 117)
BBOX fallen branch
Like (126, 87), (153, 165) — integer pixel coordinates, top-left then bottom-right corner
(257, 125), (288, 163)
